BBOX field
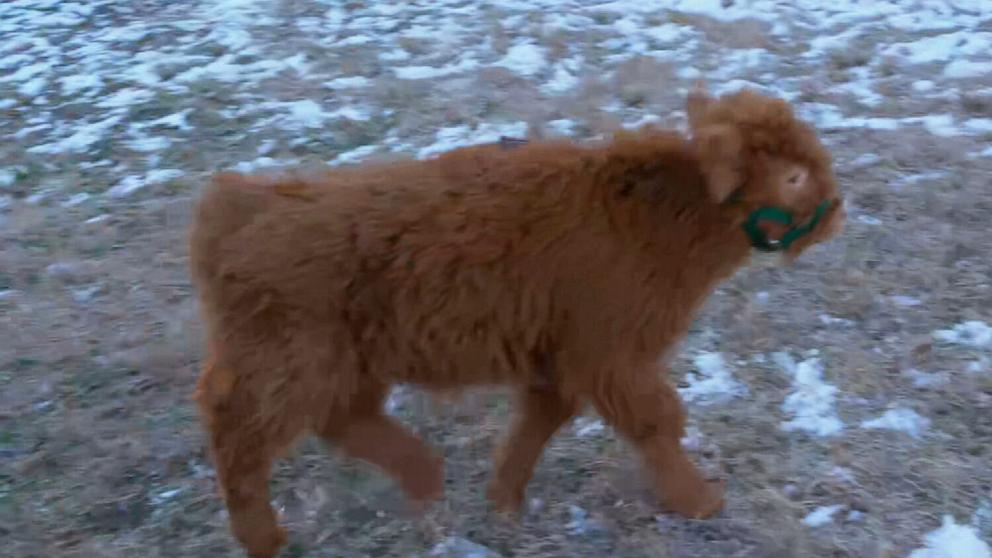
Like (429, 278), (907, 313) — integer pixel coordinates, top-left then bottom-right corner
(2, 1), (992, 556)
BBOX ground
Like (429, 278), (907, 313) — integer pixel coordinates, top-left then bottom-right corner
(2, 0), (992, 557)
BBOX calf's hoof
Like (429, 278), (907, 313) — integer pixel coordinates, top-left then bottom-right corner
(402, 454), (445, 515)
(237, 524), (287, 558)
(662, 478), (725, 519)
(485, 480), (525, 517)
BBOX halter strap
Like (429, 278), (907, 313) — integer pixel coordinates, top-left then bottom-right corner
(742, 199), (832, 252)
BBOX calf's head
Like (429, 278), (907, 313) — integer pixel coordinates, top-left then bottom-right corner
(686, 86), (845, 262)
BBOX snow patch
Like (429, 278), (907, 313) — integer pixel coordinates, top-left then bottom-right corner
(907, 515), (991, 558)
(945, 60), (992, 79)
(934, 321), (992, 349)
(231, 157), (297, 174)
(430, 536), (502, 558)
(494, 43), (546, 77)
(127, 137), (171, 153)
(860, 407), (930, 438)
(905, 368), (945, 389)
(678, 352), (747, 405)
(891, 295), (922, 308)
(0, 169), (16, 188)
(541, 56), (583, 96)
(27, 114), (122, 154)
(330, 145), (378, 166)
(147, 110), (193, 131)
(62, 193), (90, 207)
(107, 169), (183, 197)
(775, 352), (843, 437)
(60, 74), (105, 96)
(151, 488), (182, 506)
(394, 55), (479, 79)
(804, 505), (843, 527)
(324, 76), (371, 88)
(546, 119), (577, 136)
(894, 171), (951, 188)
(95, 88), (154, 109)
(417, 121), (529, 159)
(883, 31), (992, 64)
(573, 416), (606, 437)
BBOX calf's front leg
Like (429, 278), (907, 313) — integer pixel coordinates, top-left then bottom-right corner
(589, 366), (724, 519)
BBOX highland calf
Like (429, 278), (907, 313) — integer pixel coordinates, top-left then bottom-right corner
(189, 86), (845, 557)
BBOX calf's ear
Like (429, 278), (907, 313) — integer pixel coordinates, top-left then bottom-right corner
(686, 82), (713, 130)
(694, 123), (744, 204)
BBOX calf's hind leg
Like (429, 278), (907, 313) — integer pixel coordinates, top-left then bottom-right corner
(316, 380), (444, 511)
(487, 385), (579, 514)
(196, 359), (301, 558)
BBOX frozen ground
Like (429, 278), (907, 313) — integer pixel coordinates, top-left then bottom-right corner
(2, 0), (992, 556)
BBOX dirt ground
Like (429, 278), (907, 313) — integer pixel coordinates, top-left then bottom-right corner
(2, 1), (992, 557)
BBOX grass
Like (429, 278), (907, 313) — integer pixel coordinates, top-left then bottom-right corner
(4, 125), (991, 558)
(2, 3), (992, 558)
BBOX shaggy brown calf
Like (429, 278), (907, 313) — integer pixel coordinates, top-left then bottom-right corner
(189, 87), (844, 557)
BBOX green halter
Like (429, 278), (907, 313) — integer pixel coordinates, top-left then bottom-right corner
(742, 199), (832, 252)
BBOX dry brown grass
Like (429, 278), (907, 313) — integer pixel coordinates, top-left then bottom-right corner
(2, 3), (992, 557)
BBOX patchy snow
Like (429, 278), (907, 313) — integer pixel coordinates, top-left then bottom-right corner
(883, 31), (992, 64)
(861, 407), (930, 438)
(934, 321), (992, 349)
(541, 56), (583, 96)
(775, 352), (843, 437)
(894, 171), (952, 188)
(0, 0), (990, 209)
(967, 357), (990, 375)
(95, 88), (154, 109)
(905, 368), (946, 389)
(804, 505), (843, 527)
(565, 504), (604, 536)
(573, 416), (606, 438)
(623, 114), (663, 130)
(127, 137), (172, 153)
(394, 56), (479, 79)
(62, 193), (91, 207)
(106, 169), (184, 198)
(546, 119), (577, 136)
(417, 121), (529, 159)
(379, 48), (411, 62)
(494, 43), (547, 77)
(974, 500), (992, 535)
(907, 515), (991, 558)
(830, 466), (857, 484)
(430, 536), (503, 558)
(0, 169), (16, 188)
(965, 118), (992, 134)
(146, 110), (193, 132)
(820, 314), (855, 327)
(678, 352), (747, 405)
(151, 488), (183, 506)
(232, 157), (298, 174)
(27, 114), (123, 154)
(892, 295), (923, 308)
(60, 74), (105, 96)
(384, 386), (411, 416)
(945, 60), (992, 79)
(330, 145), (379, 166)
(324, 76), (371, 89)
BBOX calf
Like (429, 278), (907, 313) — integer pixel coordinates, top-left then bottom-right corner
(189, 86), (844, 557)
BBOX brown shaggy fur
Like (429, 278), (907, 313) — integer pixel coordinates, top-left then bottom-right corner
(188, 87), (844, 557)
